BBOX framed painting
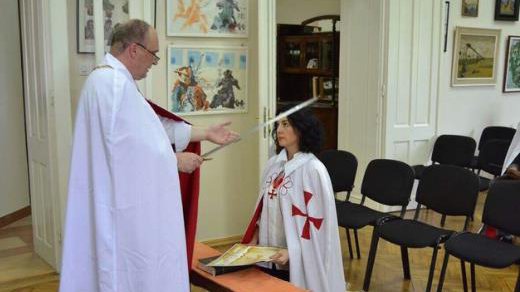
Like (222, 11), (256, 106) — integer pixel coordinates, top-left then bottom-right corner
(503, 36), (520, 92)
(495, 0), (520, 21)
(77, 0), (129, 53)
(166, 0), (248, 37)
(462, 0), (479, 17)
(451, 27), (501, 86)
(167, 45), (248, 115)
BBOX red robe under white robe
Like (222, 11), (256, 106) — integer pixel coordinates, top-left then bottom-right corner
(243, 150), (346, 292)
(60, 53), (200, 292)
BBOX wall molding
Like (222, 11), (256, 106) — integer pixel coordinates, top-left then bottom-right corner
(0, 206), (31, 229)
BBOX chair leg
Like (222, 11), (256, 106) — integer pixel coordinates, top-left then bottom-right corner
(470, 263), (476, 292)
(354, 229), (361, 259)
(400, 246), (411, 280)
(515, 266), (520, 292)
(440, 214), (446, 227)
(363, 228), (381, 291)
(461, 260), (468, 292)
(426, 245), (440, 292)
(436, 251), (450, 292)
(345, 228), (354, 259)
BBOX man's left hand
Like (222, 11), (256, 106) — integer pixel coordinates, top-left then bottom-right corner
(206, 121), (240, 145)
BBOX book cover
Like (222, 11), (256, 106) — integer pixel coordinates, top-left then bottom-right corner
(197, 255), (252, 276)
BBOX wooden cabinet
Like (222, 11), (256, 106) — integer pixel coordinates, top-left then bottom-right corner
(277, 26), (339, 150)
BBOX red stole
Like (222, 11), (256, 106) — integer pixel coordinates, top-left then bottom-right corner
(147, 100), (200, 269)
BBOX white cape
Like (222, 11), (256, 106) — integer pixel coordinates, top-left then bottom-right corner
(502, 122), (520, 174)
(252, 150), (346, 292)
(59, 54), (190, 292)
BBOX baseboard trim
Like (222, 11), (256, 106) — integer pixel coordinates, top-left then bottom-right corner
(201, 235), (243, 248)
(0, 206), (31, 229)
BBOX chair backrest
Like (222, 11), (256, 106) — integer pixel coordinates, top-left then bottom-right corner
(478, 139), (512, 176)
(319, 150), (357, 193)
(360, 159), (415, 206)
(431, 135), (476, 167)
(483, 180), (520, 237)
(478, 126), (516, 151)
(416, 165), (479, 217)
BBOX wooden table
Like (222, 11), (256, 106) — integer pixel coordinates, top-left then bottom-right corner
(190, 242), (308, 292)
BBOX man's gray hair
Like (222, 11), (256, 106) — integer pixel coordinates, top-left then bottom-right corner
(109, 19), (150, 55)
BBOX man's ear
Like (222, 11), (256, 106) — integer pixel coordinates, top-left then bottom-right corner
(128, 43), (138, 59)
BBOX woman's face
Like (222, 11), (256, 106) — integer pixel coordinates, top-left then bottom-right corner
(276, 117), (299, 150)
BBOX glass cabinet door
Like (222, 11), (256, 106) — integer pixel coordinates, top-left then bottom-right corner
(304, 40), (320, 69)
(283, 41), (302, 68)
(320, 39), (333, 71)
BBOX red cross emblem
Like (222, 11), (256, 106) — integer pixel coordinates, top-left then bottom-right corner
(291, 191), (323, 240)
(268, 171), (285, 199)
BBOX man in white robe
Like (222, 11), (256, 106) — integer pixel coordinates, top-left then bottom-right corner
(242, 149), (346, 292)
(59, 19), (237, 292)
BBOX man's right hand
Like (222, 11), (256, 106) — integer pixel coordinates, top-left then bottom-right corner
(176, 152), (203, 173)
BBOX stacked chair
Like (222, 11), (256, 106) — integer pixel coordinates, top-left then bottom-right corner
(470, 126), (516, 172)
(319, 150), (358, 258)
(362, 165), (480, 292)
(475, 139), (512, 191)
(436, 180), (520, 292)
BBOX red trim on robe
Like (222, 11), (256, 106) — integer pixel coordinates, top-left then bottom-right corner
(241, 199), (264, 244)
(147, 100), (199, 269)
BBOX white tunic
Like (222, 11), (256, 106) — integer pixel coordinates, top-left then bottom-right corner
(255, 150), (346, 292)
(59, 54), (191, 292)
(502, 122), (520, 174)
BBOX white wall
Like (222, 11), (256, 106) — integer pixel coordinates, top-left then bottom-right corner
(277, 0), (340, 24)
(0, 0), (30, 218)
(438, 0), (520, 139)
(66, 0), (260, 241)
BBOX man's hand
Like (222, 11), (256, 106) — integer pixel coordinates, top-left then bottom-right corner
(176, 152), (203, 173)
(505, 164), (520, 180)
(270, 249), (289, 266)
(206, 121), (240, 145)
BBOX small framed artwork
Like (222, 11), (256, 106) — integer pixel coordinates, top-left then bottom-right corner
(77, 0), (129, 53)
(495, 0), (520, 21)
(503, 36), (520, 92)
(462, 0), (479, 17)
(451, 27), (501, 86)
(166, 0), (248, 38)
(167, 45), (248, 115)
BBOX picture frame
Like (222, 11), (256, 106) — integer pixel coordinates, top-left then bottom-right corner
(462, 0), (479, 17)
(451, 27), (501, 86)
(503, 36), (520, 92)
(166, 0), (248, 38)
(77, 0), (129, 53)
(167, 45), (248, 115)
(494, 0), (520, 21)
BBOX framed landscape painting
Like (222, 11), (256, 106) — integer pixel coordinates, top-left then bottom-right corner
(77, 0), (129, 53)
(166, 0), (248, 37)
(451, 27), (501, 86)
(495, 0), (520, 21)
(167, 45), (248, 115)
(503, 36), (520, 92)
(462, 0), (479, 17)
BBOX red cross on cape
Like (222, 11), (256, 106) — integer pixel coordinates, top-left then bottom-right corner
(292, 191), (324, 240)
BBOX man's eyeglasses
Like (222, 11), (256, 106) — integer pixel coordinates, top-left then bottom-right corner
(135, 43), (160, 63)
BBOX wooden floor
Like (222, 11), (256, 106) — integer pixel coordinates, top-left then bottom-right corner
(1, 192), (518, 292)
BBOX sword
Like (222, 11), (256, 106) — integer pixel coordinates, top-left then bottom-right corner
(201, 97), (318, 158)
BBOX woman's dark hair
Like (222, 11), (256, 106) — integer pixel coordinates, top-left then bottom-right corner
(272, 106), (324, 155)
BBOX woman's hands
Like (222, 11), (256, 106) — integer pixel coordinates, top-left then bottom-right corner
(270, 249), (289, 266)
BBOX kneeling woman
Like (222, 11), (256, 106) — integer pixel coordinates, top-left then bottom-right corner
(242, 108), (346, 292)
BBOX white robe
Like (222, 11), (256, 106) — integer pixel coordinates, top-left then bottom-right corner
(502, 122), (520, 174)
(252, 150), (346, 292)
(59, 54), (191, 292)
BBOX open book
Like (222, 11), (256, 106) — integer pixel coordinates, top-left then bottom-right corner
(197, 244), (283, 276)
(209, 243), (283, 267)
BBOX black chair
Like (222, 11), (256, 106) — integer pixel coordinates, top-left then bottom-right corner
(319, 150), (358, 258)
(475, 139), (512, 191)
(335, 159), (414, 259)
(470, 126), (516, 170)
(363, 165), (480, 292)
(436, 180), (520, 292)
(413, 135), (477, 179)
